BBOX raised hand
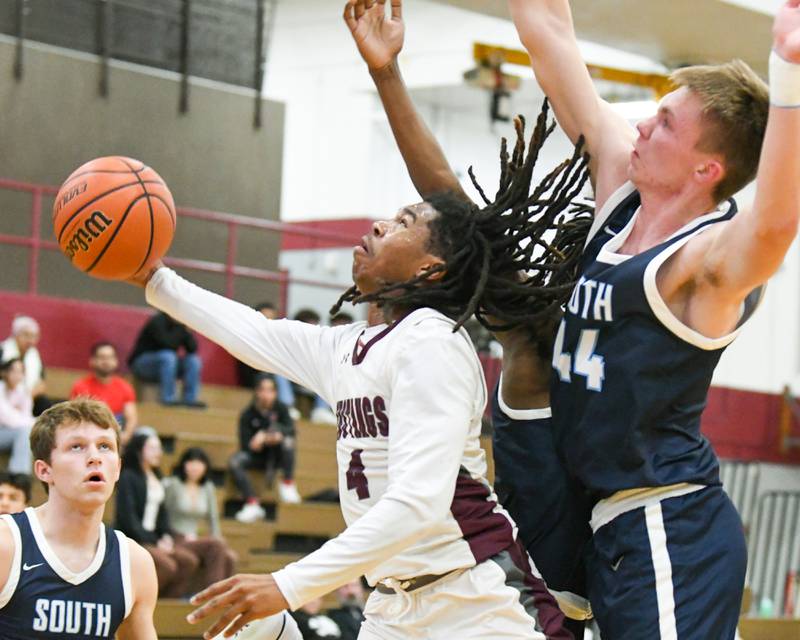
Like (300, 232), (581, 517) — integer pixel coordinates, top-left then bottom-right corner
(774, 0), (800, 63)
(343, 0), (404, 72)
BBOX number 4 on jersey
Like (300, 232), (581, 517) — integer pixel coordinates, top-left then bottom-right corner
(346, 449), (370, 500)
(552, 320), (605, 391)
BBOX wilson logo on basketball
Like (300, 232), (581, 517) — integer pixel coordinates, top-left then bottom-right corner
(53, 182), (87, 214)
(64, 210), (113, 259)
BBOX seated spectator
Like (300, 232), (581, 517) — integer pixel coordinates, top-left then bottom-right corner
(329, 311), (354, 327)
(0, 358), (34, 475)
(128, 312), (206, 408)
(231, 375), (300, 523)
(327, 579), (367, 640)
(163, 447), (236, 584)
(0, 471), (30, 514)
(292, 597), (343, 639)
(70, 341), (138, 444)
(293, 309), (336, 425)
(116, 432), (201, 597)
(1, 315), (51, 415)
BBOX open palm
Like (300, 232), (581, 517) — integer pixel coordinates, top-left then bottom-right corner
(344, 0), (405, 71)
(775, 0), (800, 62)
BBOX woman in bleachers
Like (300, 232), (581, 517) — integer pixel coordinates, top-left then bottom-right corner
(115, 432), (202, 597)
(0, 358), (34, 475)
(163, 447), (236, 585)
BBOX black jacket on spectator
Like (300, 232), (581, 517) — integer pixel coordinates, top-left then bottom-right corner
(128, 312), (198, 366)
(327, 605), (364, 640)
(238, 401), (295, 455)
(115, 468), (172, 545)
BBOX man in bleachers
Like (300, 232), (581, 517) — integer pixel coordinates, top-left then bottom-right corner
(71, 342), (138, 444)
(0, 472), (30, 515)
(326, 579), (366, 640)
(291, 596), (343, 640)
(128, 311), (206, 408)
(1, 315), (50, 415)
(230, 374), (300, 523)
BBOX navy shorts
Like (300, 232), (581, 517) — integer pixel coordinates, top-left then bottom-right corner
(586, 486), (746, 639)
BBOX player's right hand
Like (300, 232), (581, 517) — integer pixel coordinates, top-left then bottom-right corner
(343, 0), (404, 72)
(126, 260), (165, 288)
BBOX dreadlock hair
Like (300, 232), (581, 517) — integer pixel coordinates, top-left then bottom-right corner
(331, 100), (594, 333)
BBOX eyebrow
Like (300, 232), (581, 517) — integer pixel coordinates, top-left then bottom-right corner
(400, 208), (418, 223)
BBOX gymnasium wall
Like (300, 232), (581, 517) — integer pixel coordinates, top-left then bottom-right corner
(0, 35), (285, 308)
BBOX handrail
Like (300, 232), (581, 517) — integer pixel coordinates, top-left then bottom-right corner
(0, 176), (361, 312)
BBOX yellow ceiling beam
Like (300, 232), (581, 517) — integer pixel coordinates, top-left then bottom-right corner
(473, 43), (674, 98)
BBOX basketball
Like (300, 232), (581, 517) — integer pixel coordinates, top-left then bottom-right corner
(53, 156), (176, 280)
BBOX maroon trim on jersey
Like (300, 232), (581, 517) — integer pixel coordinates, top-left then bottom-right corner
(506, 541), (574, 640)
(450, 469), (515, 564)
(351, 312), (410, 365)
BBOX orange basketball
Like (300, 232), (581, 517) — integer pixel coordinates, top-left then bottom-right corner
(53, 156), (176, 280)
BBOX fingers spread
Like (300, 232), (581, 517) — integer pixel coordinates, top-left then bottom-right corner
(391, 0), (402, 20)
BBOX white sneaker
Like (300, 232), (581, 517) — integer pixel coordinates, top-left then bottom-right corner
(278, 481), (302, 504)
(235, 502), (266, 523)
(311, 407), (337, 425)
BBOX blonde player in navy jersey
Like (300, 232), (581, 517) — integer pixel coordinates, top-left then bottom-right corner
(0, 399), (158, 639)
(508, 1), (800, 638)
(342, 2), (594, 637)
(124, 94), (593, 640)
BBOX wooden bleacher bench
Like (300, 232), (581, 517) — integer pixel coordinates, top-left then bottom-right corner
(738, 618), (800, 640)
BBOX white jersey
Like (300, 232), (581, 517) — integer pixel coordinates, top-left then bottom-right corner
(147, 269), (517, 610)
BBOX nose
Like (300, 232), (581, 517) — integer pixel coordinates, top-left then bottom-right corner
(636, 116), (654, 139)
(372, 220), (387, 237)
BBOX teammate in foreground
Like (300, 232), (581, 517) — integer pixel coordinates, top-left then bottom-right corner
(0, 399), (158, 639)
(508, 1), (800, 637)
(126, 103), (591, 640)
(343, 1), (594, 636)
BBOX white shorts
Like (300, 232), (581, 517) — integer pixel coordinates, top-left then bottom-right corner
(357, 549), (568, 640)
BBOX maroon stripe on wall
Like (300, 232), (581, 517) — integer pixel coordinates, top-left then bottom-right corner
(450, 469), (515, 564)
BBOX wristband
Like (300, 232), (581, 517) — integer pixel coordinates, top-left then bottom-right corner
(769, 49), (800, 107)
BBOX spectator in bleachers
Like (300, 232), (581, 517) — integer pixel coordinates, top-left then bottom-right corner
(231, 374), (300, 523)
(70, 342), (138, 444)
(0, 471), (30, 515)
(329, 312), (354, 327)
(128, 311), (206, 408)
(163, 447), (237, 585)
(1, 315), (51, 415)
(116, 432), (202, 597)
(0, 358), (34, 475)
(326, 579), (366, 640)
(292, 596), (343, 639)
(293, 309), (337, 425)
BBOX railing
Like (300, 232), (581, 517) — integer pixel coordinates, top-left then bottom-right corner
(0, 177), (359, 314)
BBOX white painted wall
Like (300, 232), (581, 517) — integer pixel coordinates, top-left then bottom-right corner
(266, 0), (800, 394)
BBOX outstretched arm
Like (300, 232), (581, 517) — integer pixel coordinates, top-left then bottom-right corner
(508, 0), (635, 207)
(343, 0), (468, 201)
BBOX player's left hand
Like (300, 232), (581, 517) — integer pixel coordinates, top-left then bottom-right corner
(774, 1), (800, 63)
(187, 573), (290, 639)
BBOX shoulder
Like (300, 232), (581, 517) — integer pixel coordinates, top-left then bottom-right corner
(114, 377), (136, 393)
(0, 516), (18, 593)
(124, 537), (157, 599)
(397, 309), (475, 352)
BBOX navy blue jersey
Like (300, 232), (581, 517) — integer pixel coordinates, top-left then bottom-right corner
(491, 382), (592, 597)
(0, 508), (131, 639)
(550, 183), (761, 500)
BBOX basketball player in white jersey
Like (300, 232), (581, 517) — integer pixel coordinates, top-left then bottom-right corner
(0, 398), (158, 639)
(126, 124), (591, 637)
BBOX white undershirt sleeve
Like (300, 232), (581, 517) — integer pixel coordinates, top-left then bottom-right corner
(145, 268), (338, 399)
(272, 325), (481, 609)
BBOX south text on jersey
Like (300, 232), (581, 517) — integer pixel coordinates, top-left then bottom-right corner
(566, 276), (614, 322)
(33, 598), (113, 637)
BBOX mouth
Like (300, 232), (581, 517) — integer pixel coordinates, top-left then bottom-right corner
(84, 471), (106, 486)
(354, 235), (370, 256)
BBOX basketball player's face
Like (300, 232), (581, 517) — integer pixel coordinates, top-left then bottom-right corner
(352, 202), (444, 295)
(39, 422), (121, 507)
(630, 87), (720, 196)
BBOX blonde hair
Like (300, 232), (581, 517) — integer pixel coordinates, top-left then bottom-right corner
(670, 60), (768, 202)
(30, 398), (120, 466)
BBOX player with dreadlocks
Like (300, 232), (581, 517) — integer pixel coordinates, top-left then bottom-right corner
(123, 14), (587, 640)
(343, 0), (595, 637)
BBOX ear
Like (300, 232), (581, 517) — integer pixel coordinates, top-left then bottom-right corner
(34, 459), (52, 488)
(415, 255), (446, 282)
(694, 158), (725, 191)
